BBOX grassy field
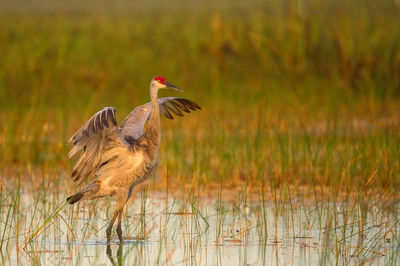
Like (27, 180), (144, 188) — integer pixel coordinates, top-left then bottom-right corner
(1, 0), (399, 194)
(0, 0), (399, 264)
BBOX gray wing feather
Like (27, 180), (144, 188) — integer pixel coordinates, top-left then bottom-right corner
(120, 97), (201, 140)
(68, 107), (117, 145)
(119, 103), (153, 140)
(68, 107), (122, 186)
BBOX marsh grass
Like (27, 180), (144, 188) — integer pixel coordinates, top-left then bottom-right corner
(0, 0), (399, 193)
(0, 178), (399, 264)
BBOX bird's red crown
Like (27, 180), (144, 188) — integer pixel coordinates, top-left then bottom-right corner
(154, 76), (166, 84)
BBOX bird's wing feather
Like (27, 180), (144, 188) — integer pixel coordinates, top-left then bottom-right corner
(119, 97), (201, 140)
(68, 107), (118, 146)
(68, 98), (201, 186)
(68, 107), (126, 186)
(119, 103), (153, 140)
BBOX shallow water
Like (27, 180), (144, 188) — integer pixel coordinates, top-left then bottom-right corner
(1, 192), (399, 265)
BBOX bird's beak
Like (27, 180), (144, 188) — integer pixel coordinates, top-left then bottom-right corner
(165, 81), (183, 92)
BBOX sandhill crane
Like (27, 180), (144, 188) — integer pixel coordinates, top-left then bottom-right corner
(66, 76), (201, 243)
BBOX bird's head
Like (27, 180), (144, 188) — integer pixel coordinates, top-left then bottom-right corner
(151, 76), (183, 92)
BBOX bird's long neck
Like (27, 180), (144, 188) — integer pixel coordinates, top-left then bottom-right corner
(144, 86), (161, 160)
(150, 86), (160, 117)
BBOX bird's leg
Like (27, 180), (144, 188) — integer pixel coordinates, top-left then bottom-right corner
(116, 210), (123, 243)
(106, 211), (118, 243)
(111, 189), (128, 244)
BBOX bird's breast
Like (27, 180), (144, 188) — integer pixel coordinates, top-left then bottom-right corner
(126, 150), (145, 170)
(106, 149), (153, 189)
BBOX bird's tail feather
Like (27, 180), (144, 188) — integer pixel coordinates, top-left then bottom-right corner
(66, 192), (84, 204)
(66, 183), (100, 205)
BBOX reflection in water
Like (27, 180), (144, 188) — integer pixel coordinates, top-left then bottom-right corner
(1, 193), (399, 265)
(106, 243), (123, 266)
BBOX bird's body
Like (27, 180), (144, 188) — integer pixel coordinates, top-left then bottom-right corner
(66, 77), (200, 242)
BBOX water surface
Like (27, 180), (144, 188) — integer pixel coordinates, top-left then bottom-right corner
(1, 192), (399, 265)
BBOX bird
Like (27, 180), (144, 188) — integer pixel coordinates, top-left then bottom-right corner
(66, 76), (201, 243)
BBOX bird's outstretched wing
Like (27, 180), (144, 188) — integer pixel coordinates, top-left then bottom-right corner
(68, 98), (200, 186)
(119, 97), (201, 140)
(68, 107), (123, 186)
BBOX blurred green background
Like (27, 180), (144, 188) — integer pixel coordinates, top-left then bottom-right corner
(0, 0), (399, 191)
